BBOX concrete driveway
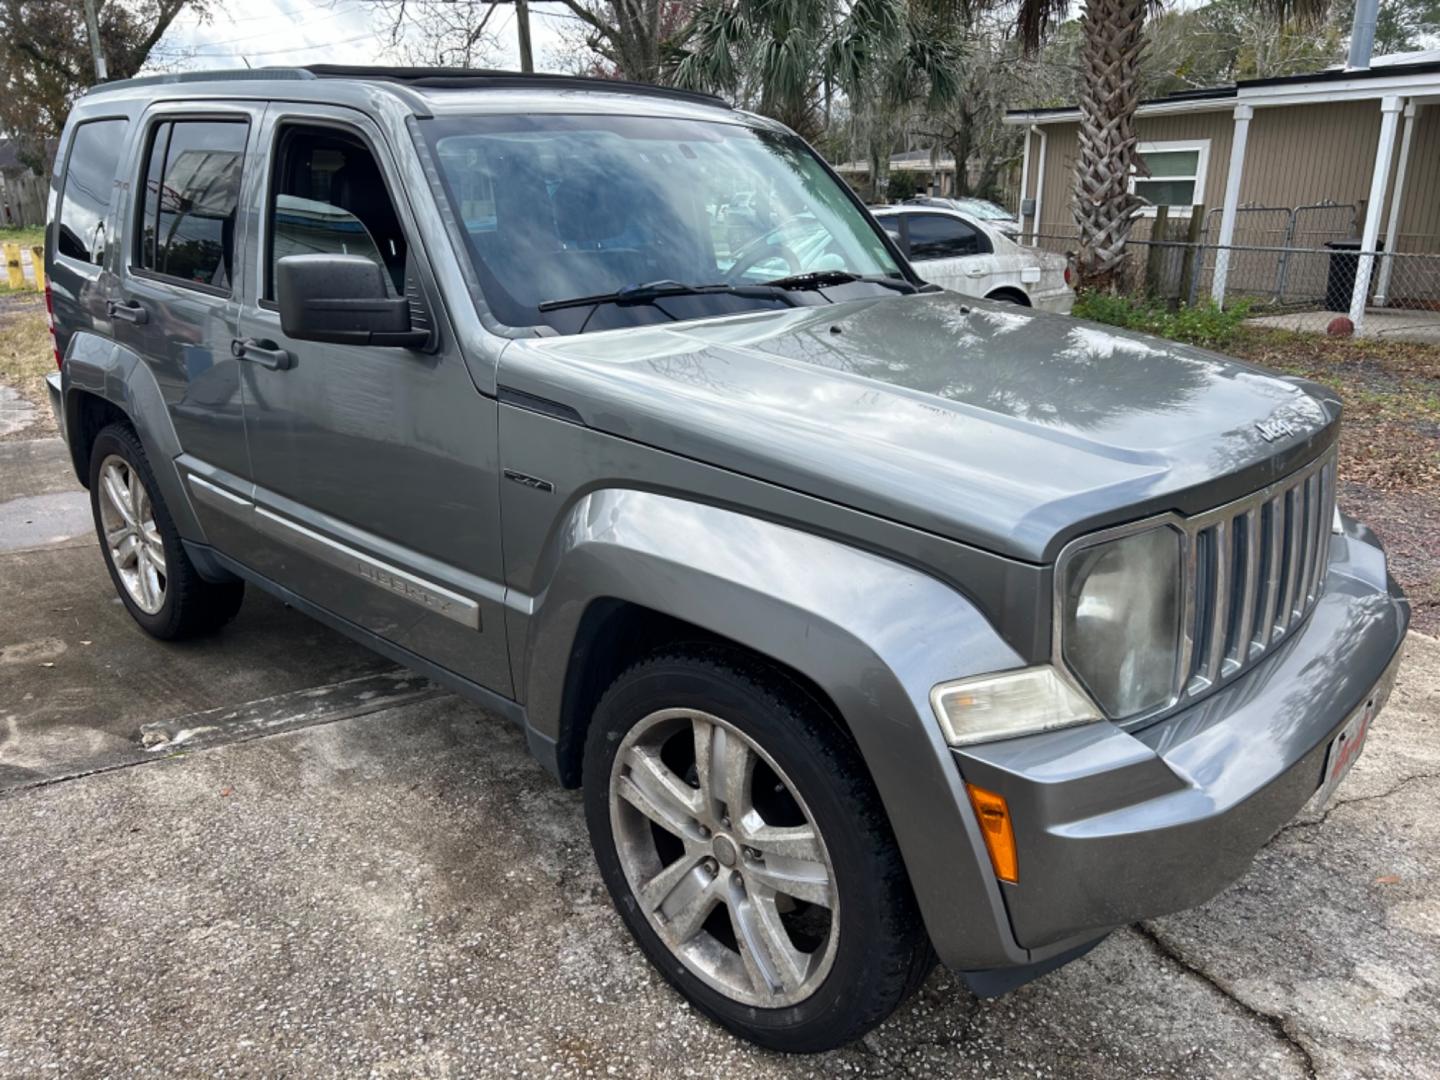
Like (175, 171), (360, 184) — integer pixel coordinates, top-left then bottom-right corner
(2, 432), (1438, 1079)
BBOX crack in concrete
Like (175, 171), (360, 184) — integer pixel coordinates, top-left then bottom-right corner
(0, 673), (449, 802)
(1132, 924), (1318, 1079)
(1280, 770), (1440, 837)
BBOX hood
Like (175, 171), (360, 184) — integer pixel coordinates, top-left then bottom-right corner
(498, 291), (1337, 562)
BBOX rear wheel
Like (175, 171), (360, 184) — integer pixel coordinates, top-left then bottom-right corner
(89, 423), (244, 639)
(583, 648), (932, 1052)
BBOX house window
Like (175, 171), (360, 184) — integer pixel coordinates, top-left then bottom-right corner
(1131, 141), (1209, 212)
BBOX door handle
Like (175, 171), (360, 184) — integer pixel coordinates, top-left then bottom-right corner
(232, 338), (293, 371)
(106, 299), (149, 325)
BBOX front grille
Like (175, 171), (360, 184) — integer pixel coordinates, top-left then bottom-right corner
(1179, 447), (1337, 700)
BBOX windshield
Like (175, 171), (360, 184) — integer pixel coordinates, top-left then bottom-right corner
(423, 114), (904, 334)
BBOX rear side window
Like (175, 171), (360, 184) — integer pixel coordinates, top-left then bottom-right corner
(57, 119), (130, 265)
(136, 119), (248, 291)
(907, 214), (989, 260)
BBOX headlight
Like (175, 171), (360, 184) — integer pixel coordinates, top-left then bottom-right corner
(1060, 526), (1182, 718)
(931, 666), (1100, 747)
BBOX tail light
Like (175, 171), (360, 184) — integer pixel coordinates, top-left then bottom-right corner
(1063, 265), (1073, 287)
(45, 282), (61, 369)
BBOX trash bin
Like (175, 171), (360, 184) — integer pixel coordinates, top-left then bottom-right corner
(1324, 238), (1383, 312)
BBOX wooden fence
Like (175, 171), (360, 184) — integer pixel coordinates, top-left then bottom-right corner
(0, 170), (47, 229)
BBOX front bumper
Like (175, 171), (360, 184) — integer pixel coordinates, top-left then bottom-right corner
(954, 514), (1408, 954)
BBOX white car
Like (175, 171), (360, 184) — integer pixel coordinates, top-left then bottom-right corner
(872, 205), (1074, 314)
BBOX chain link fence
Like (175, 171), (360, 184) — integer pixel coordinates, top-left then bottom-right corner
(1032, 209), (1440, 340)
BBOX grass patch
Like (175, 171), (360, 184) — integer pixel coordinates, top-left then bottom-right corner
(0, 225), (46, 251)
(0, 309), (57, 438)
(1072, 291), (1254, 349)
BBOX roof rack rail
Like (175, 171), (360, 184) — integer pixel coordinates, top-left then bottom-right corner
(86, 68), (317, 94)
(300, 65), (730, 108)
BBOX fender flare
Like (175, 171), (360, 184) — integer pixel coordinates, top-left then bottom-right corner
(61, 330), (206, 543)
(518, 488), (1033, 969)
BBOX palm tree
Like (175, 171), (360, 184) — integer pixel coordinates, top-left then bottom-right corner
(673, 0), (964, 147)
(1012, 0), (1327, 289)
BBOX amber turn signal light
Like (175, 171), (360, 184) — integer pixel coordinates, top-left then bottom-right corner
(965, 783), (1018, 884)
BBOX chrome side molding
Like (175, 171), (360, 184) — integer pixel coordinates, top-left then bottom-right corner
(184, 471), (481, 631)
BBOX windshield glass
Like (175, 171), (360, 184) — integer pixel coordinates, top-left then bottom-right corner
(423, 114), (903, 334)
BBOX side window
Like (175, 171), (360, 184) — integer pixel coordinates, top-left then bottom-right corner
(136, 119), (247, 291)
(878, 217), (904, 249)
(907, 214), (988, 260)
(266, 125), (407, 299)
(57, 118), (130, 266)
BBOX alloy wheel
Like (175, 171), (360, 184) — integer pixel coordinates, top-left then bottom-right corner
(608, 707), (839, 1008)
(97, 454), (166, 615)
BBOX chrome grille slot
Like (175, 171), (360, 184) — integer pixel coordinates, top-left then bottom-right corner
(1181, 447), (1337, 703)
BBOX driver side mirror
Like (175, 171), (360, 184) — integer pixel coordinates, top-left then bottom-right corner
(276, 254), (428, 348)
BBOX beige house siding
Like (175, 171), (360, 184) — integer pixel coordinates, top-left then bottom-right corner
(1241, 101), (1381, 229)
(1023, 111), (1234, 238)
(1020, 100), (1438, 252)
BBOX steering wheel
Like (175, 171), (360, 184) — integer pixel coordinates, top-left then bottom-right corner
(725, 240), (802, 283)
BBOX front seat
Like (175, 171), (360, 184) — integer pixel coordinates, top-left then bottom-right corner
(330, 155), (405, 293)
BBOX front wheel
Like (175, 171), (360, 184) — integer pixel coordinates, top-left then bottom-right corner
(583, 648), (932, 1052)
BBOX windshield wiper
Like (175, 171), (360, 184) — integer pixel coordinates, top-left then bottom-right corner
(537, 279), (797, 313)
(760, 270), (919, 294)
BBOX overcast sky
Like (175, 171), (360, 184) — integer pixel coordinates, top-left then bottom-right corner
(155, 0), (577, 74)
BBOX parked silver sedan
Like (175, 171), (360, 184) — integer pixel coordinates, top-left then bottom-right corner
(873, 204), (1074, 313)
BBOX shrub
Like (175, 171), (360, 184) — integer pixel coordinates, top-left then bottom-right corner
(885, 170), (924, 202)
(1071, 291), (1253, 349)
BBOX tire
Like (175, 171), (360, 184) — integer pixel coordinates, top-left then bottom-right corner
(583, 647), (932, 1053)
(89, 422), (245, 640)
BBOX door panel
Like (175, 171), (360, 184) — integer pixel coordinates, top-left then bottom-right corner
(233, 105), (511, 694)
(111, 107), (260, 550)
(901, 213), (998, 299)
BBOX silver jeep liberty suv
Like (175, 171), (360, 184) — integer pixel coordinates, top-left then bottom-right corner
(45, 65), (1407, 1052)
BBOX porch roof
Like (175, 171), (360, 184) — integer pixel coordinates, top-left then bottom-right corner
(1004, 50), (1440, 126)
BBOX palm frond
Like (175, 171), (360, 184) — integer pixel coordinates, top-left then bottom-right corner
(672, 1), (747, 92)
(1013, 0), (1073, 52)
